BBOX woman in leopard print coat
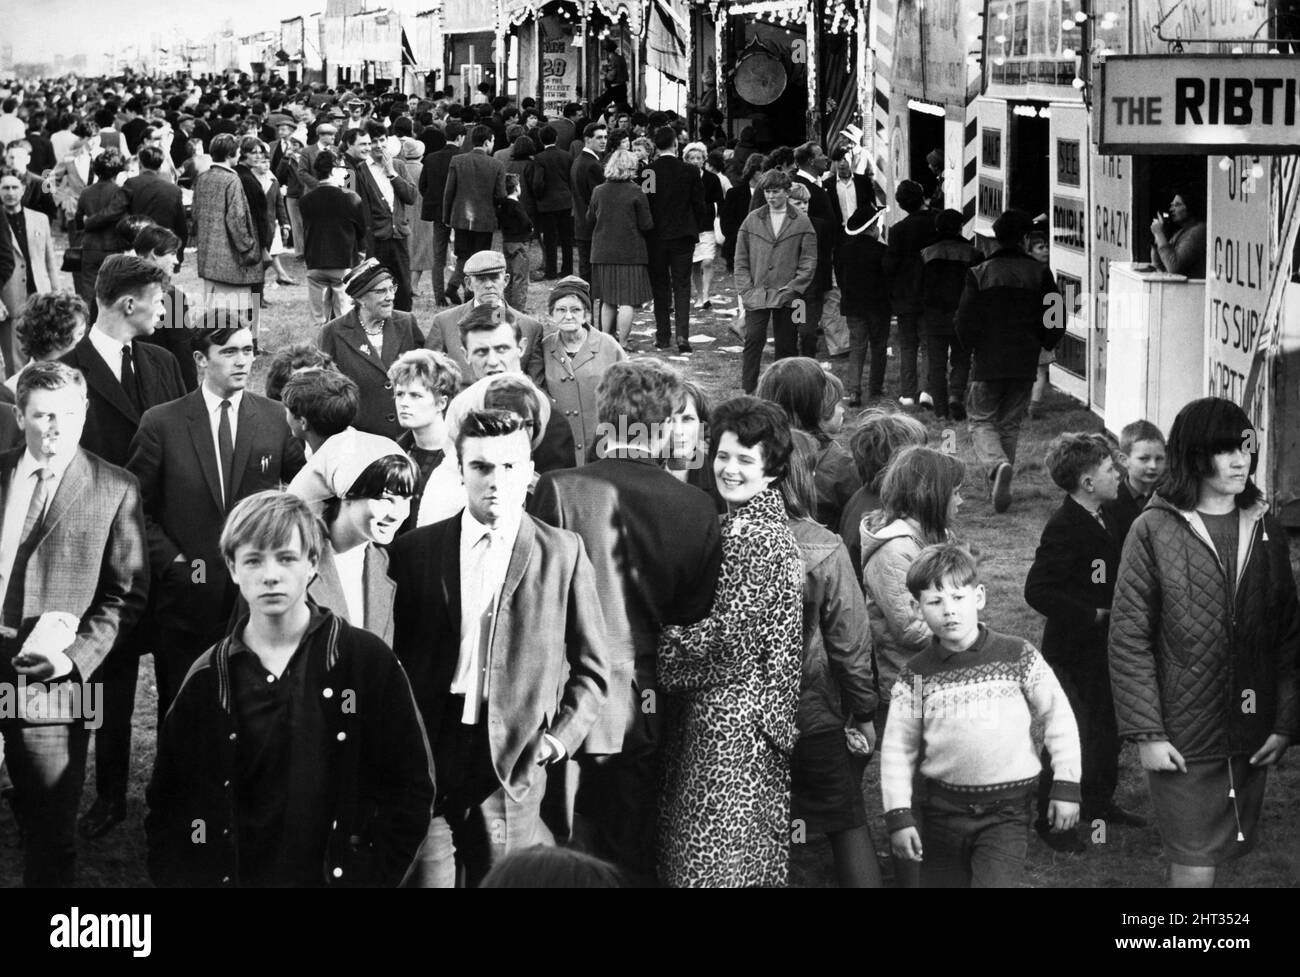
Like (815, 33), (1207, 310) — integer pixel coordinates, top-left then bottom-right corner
(657, 397), (804, 887)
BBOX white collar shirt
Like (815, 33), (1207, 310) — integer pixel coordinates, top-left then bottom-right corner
(452, 507), (523, 724)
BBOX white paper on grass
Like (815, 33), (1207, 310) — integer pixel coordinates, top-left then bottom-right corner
(717, 346), (744, 353)
(687, 334), (715, 343)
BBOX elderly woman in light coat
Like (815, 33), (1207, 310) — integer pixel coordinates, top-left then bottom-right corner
(734, 168), (818, 395)
(539, 276), (627, 466)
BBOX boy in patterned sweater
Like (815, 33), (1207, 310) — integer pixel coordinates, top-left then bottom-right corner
(881, 543), (1081, 887)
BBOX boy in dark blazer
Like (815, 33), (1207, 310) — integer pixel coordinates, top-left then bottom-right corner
(389, 409), (609, 887)
(1, 362), (149, 885)
(443, 125), (507, 300)
(570, 122), (607, 284)
(1024, 433), (1144, 850)
(531, 125), (575, 280)
(126, 316), (306, 717)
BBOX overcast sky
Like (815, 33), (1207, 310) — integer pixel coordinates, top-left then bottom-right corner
(7, 0), (322, 63)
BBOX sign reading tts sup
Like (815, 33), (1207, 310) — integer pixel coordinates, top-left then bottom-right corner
(1098, 55), (1300, 155)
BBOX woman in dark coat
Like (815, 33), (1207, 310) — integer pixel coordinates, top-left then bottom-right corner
(72, 147), (130, 314)
(587, 148), (653, 344)
(1109, 397), (1300, 888)
(719, 152), (764, 273)
(317, 260), (425, 440)
(657, 396), (804, 888)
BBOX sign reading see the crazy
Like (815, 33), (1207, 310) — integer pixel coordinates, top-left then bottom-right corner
(1098, 55), (1300, 155)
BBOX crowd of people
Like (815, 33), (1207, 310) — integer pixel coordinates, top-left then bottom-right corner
(0, 72), (1294, 890)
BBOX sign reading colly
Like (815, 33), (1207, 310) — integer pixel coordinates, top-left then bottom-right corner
(1097, 55), (1300, 155)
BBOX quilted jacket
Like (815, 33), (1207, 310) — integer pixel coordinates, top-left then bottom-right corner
(860, 516), (933, 704)
(1108, 494), (1300, 760)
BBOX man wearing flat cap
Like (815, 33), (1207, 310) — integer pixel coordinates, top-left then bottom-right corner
(425, 249), (546, 385)
(317, 258), (425, 440)
(267, 114), (298, 175)
(297, 122), (337, 195)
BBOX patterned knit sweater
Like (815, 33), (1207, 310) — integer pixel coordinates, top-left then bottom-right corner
(882, 625), (1082, 832)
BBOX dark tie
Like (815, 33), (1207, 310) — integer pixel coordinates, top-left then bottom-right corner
(120, 345), (142, 414)
(218, 400), (234, 510)
(2, 467), (54, 628)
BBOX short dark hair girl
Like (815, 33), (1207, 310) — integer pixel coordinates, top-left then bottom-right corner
(710, 395), (794, 482)
(1160, 397), (1261, 510)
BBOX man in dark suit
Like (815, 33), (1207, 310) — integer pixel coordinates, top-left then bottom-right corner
(0, 361), (148, 885)
(424, 249), (545, 384)
(570, 122), (607, 285)
(60, 254), (185, 839)
(417, 119), (464, 305)
(529, 359), (722, 883)
(126, 316), (306, 717)
(389, 408), (609, 886)
(343, 124), (416, 313)
(62, 255), (185, 469)
(645, 126), (708, 353)
(124, 146), (189, 257)
(443, 125), (506, 303)
(531, 125), (575, 280)
(826, 145), (878, 290)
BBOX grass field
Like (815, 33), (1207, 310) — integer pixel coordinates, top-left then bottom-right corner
(1, 240), (1297, 888)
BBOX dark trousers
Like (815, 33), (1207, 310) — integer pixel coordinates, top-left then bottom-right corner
(448, 229), (494, 294)
(431, 219), (452, 302)
(537, 211), (574, 278)
(895, 310), (924, 400)
(572, 749), (660, 886)
(2, 720), (90, 886)
(919, 789), (1030, 888)
(372, 235), (413, 312)
(924, 321), (972, 415)
(576, 238), (593, 284)
(797, 288), (824, 357)
(430, 696), (552, 888)
(1037, 665), (1120, 824)
(847, 309), (890, 397)
(153, 626), (219, 722)
(742, 305), (797, 393)
(648, 236), (695, 346)
(90, 646), (140, 804)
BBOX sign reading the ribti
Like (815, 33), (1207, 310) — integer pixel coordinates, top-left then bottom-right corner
(1098, 55), (1300, 155)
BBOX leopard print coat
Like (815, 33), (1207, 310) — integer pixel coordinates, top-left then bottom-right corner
(656, 488), (804, 887)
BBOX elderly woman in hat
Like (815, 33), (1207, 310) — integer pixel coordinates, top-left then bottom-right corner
(317, 258), (426, 440)
(539, 276), (627, 466)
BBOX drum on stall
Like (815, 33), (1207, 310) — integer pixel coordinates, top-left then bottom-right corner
(734, 49), (787, 106)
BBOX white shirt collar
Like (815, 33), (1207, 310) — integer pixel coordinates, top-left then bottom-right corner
(460, 505), (523, 549)
(18, 445), (76, 481)
(201, 383), (244, 415)
(88, 326), (130, 380)
(797, 168), (820, 184)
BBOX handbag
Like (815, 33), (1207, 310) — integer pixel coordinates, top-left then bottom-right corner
(60, 248), (82, 273)
(713, 216), (725, 246)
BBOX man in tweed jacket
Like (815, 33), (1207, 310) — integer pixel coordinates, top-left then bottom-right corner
(0, 361), (149, 886)
(192, 133), (262, 330)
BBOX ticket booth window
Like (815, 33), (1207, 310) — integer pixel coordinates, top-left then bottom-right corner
(1133, 155), (1207, 277)
(1008, 103), (1049, 220)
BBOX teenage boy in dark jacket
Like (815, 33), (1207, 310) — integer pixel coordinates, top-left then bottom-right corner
(1025, 433), (1146, 852)
(146, 491), (435, 888)
(919, 209), (981, 420)
(954, 208), (1062, 514)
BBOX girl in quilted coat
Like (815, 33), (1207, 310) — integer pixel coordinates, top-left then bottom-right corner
(657, 397), (804, 887)
(1110, 398), (1300, 887)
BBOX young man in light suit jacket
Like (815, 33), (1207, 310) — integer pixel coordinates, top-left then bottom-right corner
(388, 408), (609, 887)
(0, 361), (149, 886)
